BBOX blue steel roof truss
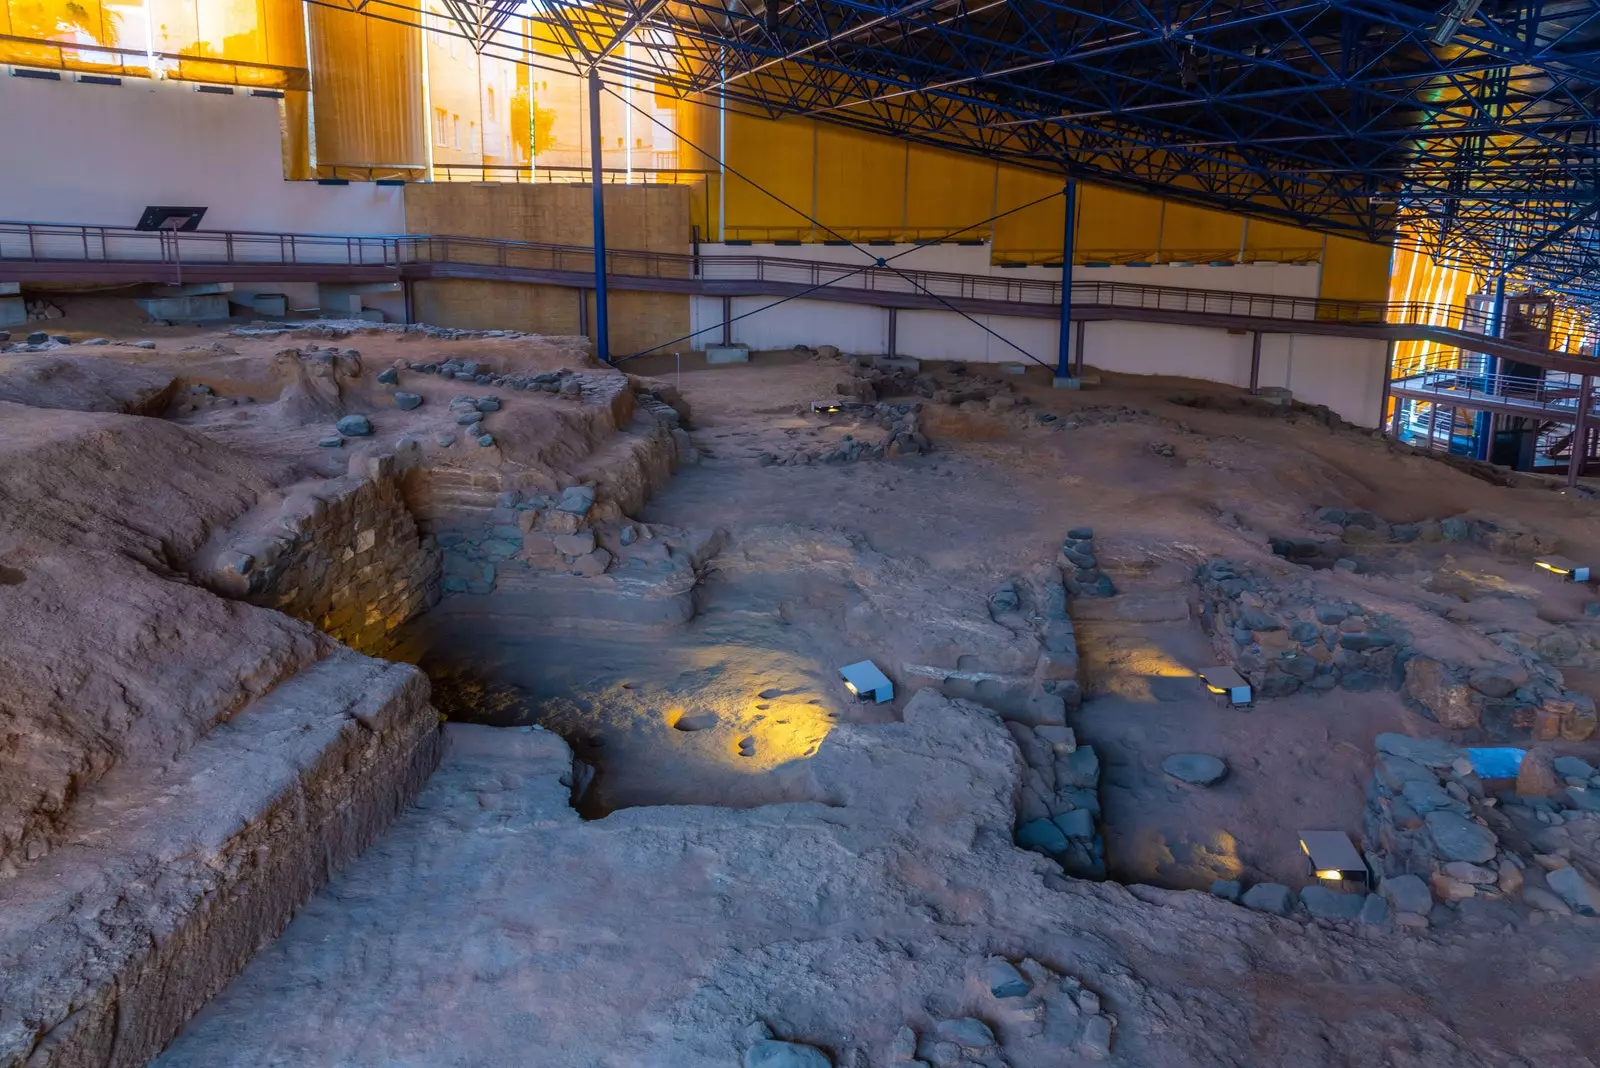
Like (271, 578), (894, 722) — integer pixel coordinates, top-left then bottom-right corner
(328, 0), (1600, 312)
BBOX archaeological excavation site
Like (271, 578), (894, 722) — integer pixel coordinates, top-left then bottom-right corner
(5, 3), (1600, 1066)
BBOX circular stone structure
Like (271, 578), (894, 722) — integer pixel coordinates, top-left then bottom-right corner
(1162, 752), (1228, 786)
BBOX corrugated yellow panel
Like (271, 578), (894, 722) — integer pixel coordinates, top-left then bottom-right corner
(145, 0), (307, 88)
(0, 0), (148, 74)
(1074, 185), (1161, 263)
(1389, 242), (1478, 369)
(1160, 202), (1243, 261)
(814, 123), (905, 238)
(992, 165), (1066, 262)
(281, 89), (311, 180)
(1244, 218), (1322, 261)
(0, 1), (141, 71)
(904, 144), (994, 238)
(1319, 236), (1394, 305)
(722, 110), (812, 240)
(307, 0), (426, 176)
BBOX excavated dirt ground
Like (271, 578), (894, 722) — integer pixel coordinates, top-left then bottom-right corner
(7, 324), (1600, 1067)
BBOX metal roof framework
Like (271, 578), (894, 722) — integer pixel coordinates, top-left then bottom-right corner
(329, 0), (1600, 310)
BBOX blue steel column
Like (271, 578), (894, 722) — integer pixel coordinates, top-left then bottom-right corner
(1056, 180), (1076, 378)
(588, 69), (611, 363)
(1476, 272), (1507, 460)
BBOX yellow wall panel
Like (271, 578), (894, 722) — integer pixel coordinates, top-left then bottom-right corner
(1319, 236), (1394, 305)
(0, 0), (306, 85)
(307, 0), (426, 176)
(904, 145), (995, 237)
(1244, 218), (1322, 261)
(1075, 185), (1161, 262)
(992, 166), (1066, 261)
(405, 182), (692, 254)
(815, 124), (905, 237)
(721, 110), (813, 240)
(1160, 202), (1243, 261)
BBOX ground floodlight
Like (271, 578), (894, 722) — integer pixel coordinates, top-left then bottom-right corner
(1299, 830), (1369, 890)
(1198, 665), (1251, 706)
(839, 660), (893, 704)
(1535, 556), (1590, 582)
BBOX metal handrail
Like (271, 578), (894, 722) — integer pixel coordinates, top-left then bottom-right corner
(0, 219), (1588, 346)
(1391, 368), (1600, 416)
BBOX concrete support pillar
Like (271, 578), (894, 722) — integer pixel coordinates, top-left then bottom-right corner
(1249, 331), (1263, 395)
(887, 306), (897, 358)
(722, 296), (732, 347)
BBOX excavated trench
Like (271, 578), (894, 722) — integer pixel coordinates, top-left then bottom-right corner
(399, 623), (846, 818)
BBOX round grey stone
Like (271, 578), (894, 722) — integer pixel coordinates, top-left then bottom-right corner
(744, 1041), (831, 1068)
(1162, 753), (1228, 786)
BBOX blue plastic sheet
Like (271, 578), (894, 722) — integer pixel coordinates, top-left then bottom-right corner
(1466, 747), (1525, 779)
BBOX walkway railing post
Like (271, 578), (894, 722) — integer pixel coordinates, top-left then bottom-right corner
(1570, 376), (1592, 489)
(587, 68), (611, 363)
(1055, 179), (1076, 379)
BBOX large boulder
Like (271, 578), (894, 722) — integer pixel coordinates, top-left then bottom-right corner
(1424, 810), (1497, 863)
(1516, 746), (1562, 798)
(1546, 866), (1600, 917)
(1381, 873), (1433, 915)
(1403, 658), (1481, 729)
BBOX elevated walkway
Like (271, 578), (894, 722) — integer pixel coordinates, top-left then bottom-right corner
(2, 220), (1594, 381)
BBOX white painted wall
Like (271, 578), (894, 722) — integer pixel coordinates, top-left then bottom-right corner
(0, 75), (402, 234)
(692, 245), (1383, 427)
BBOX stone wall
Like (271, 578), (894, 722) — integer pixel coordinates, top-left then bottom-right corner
(0, 651), (441, 1068)
(1196, 541), (1595, 742)
(209, 456), (441, 655)
(1361, 734), (1600, 922)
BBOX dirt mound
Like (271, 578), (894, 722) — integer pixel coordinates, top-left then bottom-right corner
(0, 355), (176, 414)
(0, 403), (326, 871)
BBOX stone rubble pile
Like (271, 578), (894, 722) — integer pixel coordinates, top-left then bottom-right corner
(740, 956), (1115, 1067)
(23, 298), (63, 321)
(232, 320), (583, 346)
(1196, 546), (1596, 739)
(1361, 733), (1600, 922)
(1196, 556), (1410, 698)
(401, 356), (590, 397)
(760, 402), (931, 467)
(0, 330), (74, 352)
